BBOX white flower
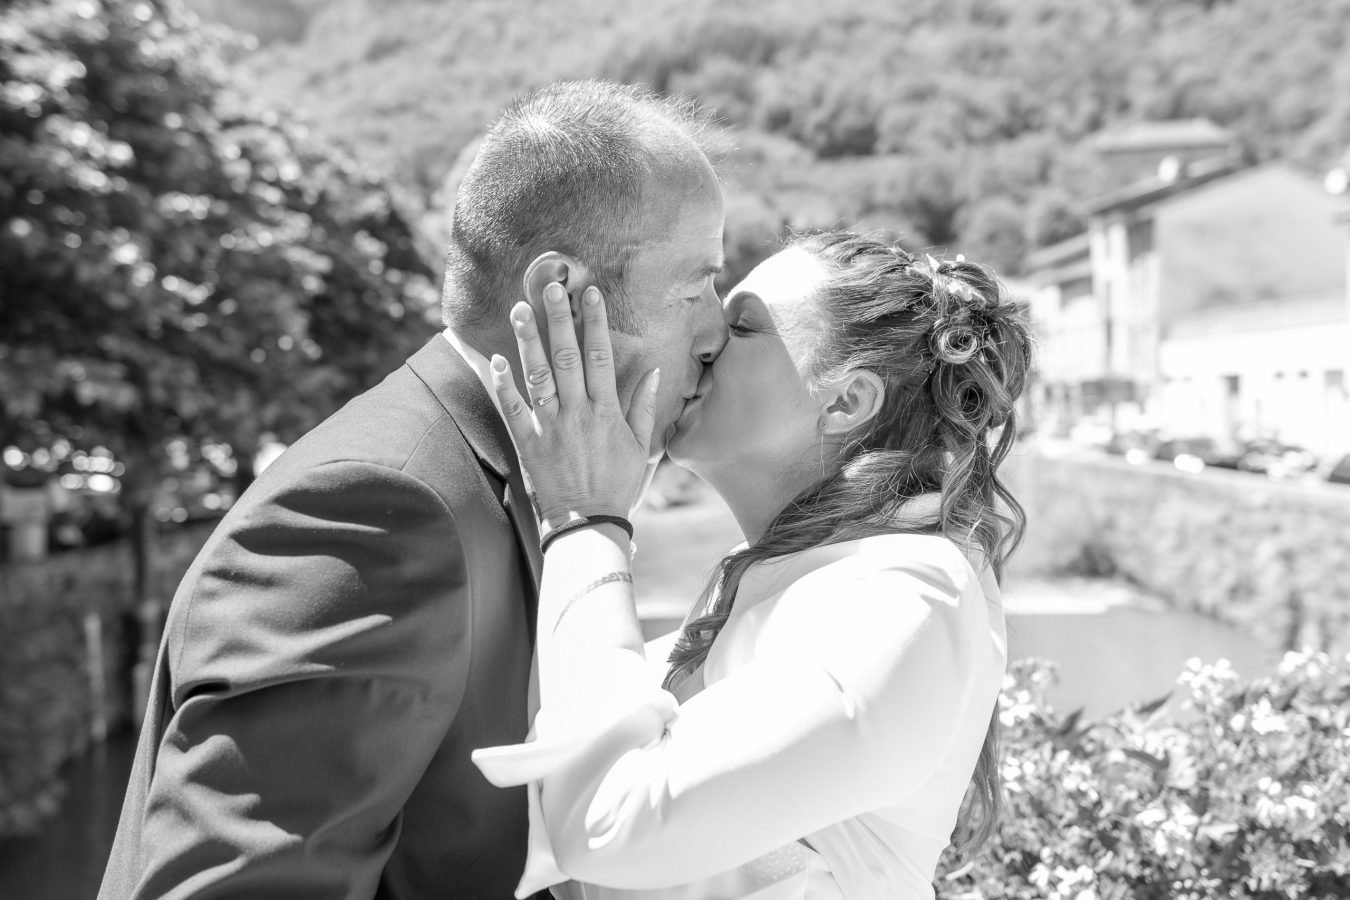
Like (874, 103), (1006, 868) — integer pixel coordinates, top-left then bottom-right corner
(1136, 806), (1167, 827)
(1148, 804), (1200, 856)
(1285, 796), (1317, 821)
(1255, 794), (1287, 828)
(1249, 698), (1288, 735)
(999, 699), (1038, 728)
(1278, 648), (1330, 679)
(1177, 657), (1238, 709)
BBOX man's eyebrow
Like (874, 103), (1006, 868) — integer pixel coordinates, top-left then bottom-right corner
(669, 261), (723, 296)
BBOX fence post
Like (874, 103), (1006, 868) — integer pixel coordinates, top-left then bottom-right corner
(1281, 547), (1304, 652)
(131, 599), (162, 730)
(83, 611), (108, 743)
(0, 484), (50, 562)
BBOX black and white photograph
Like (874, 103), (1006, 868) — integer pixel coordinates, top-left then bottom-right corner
(2, 1), (1349, 898)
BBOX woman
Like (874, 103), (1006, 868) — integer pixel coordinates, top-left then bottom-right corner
(473, 231), (1034, 899)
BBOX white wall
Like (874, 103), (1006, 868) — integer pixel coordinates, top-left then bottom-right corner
(1157, 298), (1350, 454)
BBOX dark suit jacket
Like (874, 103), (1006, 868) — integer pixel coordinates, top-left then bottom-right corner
(99, 336), (545, 899)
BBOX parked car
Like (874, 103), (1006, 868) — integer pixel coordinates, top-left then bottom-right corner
(1104, 430), (1161, 464)
(1153, 436), (1243, 472)
(1068, 420), (1114, 449)
(1236, 438), (1319, 480)
(1326, 454), (1350, 486)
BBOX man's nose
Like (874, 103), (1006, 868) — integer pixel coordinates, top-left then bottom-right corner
(694, 291), (728, 364)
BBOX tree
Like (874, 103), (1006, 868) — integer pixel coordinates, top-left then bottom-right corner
(0, 0), (437, 592)
(958, 195), (1029, 276)
(176, 0), (1350, 274)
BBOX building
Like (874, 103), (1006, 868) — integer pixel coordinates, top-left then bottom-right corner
(1091, 118), (1239, 192)
(1158, 293), (1349, 453)
(1024, 234), (1117, 429)
(1027, 125), (1349, 456)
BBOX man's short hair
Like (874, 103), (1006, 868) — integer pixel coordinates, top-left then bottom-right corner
(442, 80), (717, 334)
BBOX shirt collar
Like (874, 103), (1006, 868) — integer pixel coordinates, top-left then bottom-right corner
(441, 327), (507, 420)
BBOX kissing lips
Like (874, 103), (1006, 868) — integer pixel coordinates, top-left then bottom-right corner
(667, 372), (712, 446)
(684, 369), (714, 407)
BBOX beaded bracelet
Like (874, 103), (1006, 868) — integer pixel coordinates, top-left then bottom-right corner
(539, 514), (634, 555)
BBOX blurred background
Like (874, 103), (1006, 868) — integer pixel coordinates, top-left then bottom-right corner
(2, 0), (1349, 895)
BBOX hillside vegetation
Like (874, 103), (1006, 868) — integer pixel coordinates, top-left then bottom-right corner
(188, 0), (1350, 280)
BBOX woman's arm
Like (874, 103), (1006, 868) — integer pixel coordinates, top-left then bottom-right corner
(535, 525), (642, 709)
(535, 550), (990, 889)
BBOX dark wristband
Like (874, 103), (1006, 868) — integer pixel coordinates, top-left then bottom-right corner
(539, 514), (634, 554)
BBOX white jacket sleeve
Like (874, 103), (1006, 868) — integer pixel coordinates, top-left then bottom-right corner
(473, 541), (991, 895)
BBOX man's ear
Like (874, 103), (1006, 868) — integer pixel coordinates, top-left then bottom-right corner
(523, 251), (597, 328)
(819, 369), (886, 437)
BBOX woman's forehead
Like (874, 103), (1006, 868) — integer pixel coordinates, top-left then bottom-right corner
(734, 246), (829, 317)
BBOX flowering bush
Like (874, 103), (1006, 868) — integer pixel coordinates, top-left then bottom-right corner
(935, 652), (1350, 899)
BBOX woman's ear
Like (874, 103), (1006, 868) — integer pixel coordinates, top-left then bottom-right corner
(819, 369), (885, 436)
(523, 251), (597, 328)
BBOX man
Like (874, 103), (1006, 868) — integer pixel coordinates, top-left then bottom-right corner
(99, 79), (727, 899)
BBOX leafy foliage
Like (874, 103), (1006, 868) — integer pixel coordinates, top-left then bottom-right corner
(0, 0), (438, 494)
(204, 0), (1350, 279)
(934, 653), (1350, 899)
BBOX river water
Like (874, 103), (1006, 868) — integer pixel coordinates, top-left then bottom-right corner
(0, 733), (134, 899)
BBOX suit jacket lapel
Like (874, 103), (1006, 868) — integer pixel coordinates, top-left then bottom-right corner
(406, 336), (544, 629)
(502, 469), (545, 596)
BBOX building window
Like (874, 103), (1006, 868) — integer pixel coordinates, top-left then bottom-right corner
(1060, 276), (1093, 310)
(1127, 220), (1154, 261)
(1329, 370), (1345, 398)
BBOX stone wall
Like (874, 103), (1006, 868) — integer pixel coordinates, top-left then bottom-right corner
(0, 524), (214, 837)
(1004, 448), (1350, 655)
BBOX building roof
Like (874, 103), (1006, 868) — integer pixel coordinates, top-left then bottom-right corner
(1025, 232), (1090, 271)
(1167, 291), (1348, 339)
(1092, 118), (1236, 154)
(1087, 155), (1241, 216)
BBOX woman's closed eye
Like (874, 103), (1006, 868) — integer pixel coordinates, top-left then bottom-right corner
(723, 292), (772, 337)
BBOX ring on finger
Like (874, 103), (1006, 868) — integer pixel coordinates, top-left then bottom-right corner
(533, 393), (558, 408)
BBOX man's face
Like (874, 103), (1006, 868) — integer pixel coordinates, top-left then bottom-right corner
(609, 170), (727, 457)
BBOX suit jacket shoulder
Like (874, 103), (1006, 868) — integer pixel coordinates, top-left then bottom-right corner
(100, 337), (540, 900)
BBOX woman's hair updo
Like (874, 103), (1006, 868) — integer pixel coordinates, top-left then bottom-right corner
(664, 230), (1036, 856)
